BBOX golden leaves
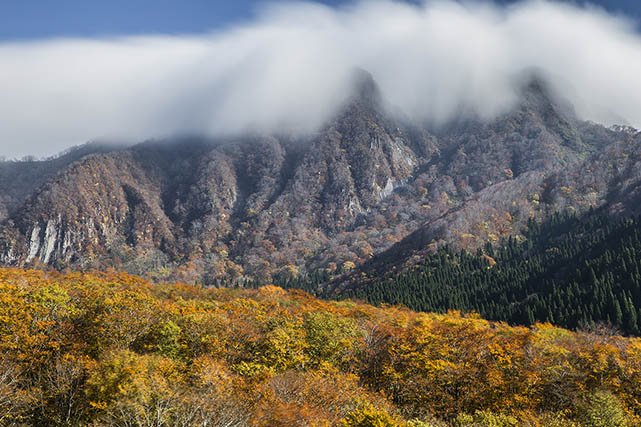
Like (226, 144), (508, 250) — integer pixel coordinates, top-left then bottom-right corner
(0, 267), (640, 425)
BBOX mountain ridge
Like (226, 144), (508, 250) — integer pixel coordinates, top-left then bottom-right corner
(1, 74), (640, 285)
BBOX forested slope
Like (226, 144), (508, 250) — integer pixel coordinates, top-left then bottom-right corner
(1, 268), (640, 426)
(344, 211), (641, 335)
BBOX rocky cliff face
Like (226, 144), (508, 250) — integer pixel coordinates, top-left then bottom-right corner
(0, 74), (639, 284)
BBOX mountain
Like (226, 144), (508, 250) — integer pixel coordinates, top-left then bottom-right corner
(338, 210), (641, 335)
(0, 143), (117, 222)
(0, 72), (640, 286)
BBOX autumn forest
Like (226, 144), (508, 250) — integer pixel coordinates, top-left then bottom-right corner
(0, 268), (639, 426)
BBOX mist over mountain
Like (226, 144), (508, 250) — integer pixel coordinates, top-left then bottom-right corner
(1, 70), (640, 287)
(2, 0), (641, 158)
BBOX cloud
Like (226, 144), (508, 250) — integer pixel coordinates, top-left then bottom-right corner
(1, 0), (641, 158)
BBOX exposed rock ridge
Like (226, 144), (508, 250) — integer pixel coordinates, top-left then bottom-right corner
(0, 76), (640, 284)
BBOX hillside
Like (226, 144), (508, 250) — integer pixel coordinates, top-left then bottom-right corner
(1, 268), (640, 426)
(338, 210), (641, 335)
(0, 143), (118, 222)
(1, 74), (641, 285)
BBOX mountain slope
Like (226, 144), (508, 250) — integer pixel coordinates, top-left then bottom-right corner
(337, 210), (641, 335)
(0, 73), (640, 284)
(0, 143), (117, 221)
(2, 268), (641, 425)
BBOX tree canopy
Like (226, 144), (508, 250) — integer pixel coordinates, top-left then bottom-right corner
(0, 268), (640, 425)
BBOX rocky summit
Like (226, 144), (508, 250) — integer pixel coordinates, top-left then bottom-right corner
(1, 72), (640, 284)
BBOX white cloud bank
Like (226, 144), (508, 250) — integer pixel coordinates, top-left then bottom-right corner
(1, 0), (641, 158)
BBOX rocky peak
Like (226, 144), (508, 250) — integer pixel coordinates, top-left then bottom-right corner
(346, 68), (383, 110)
(517, 74), (577, 124)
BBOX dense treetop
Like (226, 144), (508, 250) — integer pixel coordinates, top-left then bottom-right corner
(1, 268), (640, 426)
(342, 212), (641, 337)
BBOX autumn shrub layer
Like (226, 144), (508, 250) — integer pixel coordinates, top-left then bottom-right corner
(0, 268), (640, 426)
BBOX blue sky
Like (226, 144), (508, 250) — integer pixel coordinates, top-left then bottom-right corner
(1, 0), (639, 41)
(0, 0), (341, 40)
